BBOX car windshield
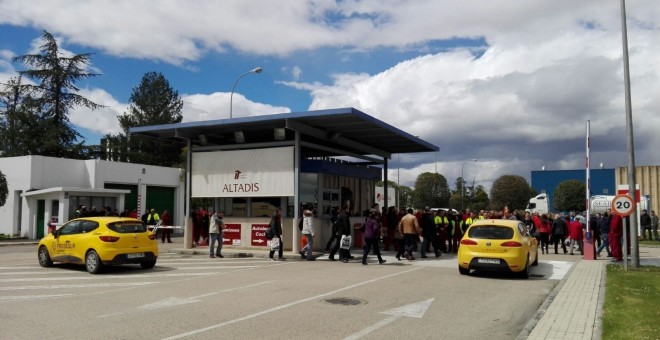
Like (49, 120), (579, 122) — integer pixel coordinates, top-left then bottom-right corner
(108, 222), (147, 233)
(468, 226), (514, 239)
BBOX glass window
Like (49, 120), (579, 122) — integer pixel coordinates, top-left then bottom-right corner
(468, 226), (514, 239)
(81, 221), (99, 233)
(251, 197), (280, 218)
(59, 221), (82, 235)
(107, 222), (147, 233)
(231, 198), (247, 217)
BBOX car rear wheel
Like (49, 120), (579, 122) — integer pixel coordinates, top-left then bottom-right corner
(518, 257), (530, 279)
(140, 260), (157, 269)
(85, 250), (104, 274)
(38, 246), (53, 267)
(458, 266), (470, 275)
(532, 249), (539, 266)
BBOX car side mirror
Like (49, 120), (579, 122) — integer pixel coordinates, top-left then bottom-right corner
(53, 229), (60, 238)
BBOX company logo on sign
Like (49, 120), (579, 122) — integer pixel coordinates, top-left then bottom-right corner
(223, 170), (260, 193)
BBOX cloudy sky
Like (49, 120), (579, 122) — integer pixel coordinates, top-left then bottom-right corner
(1, 0), (658, 192)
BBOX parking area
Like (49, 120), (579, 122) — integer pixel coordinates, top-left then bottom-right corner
(0, 240), (576, 339)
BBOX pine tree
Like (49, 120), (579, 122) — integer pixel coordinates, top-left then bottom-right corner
(103, 72), (184, 166)
(11, 30), (102, 159)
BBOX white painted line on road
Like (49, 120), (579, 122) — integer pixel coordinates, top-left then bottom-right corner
(97, 280), (274, 318)
(0, 271), (77, 276)
(161, 266), (261, 270)
(0, 273), (213, 283)
(343, 298), (435, 340)
(162, 266), (423, 340)
(0, 266), (41, 270)
(0, 294), (74, 302)
(544, 261), (573, 280)
(0, 282), (156, 290)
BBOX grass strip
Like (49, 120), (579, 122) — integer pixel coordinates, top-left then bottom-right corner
(602, 264), (660, 340)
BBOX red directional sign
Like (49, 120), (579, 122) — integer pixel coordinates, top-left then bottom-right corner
(251, 224), (270, 247)
(223, 224), (241, 246)
(611, 194), (636, 217)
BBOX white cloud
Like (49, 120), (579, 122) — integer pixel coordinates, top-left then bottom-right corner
(2, 0), (659, 192)
(181, 92), (290, 122)
(291, 66), (302, 81)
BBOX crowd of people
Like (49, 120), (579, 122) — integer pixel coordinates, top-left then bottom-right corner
(147, 203), (658, 264)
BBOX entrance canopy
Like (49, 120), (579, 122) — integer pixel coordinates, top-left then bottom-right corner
(131, 107), (438, 162)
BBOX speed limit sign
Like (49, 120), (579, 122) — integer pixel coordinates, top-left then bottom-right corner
(611, 194), (636, 217)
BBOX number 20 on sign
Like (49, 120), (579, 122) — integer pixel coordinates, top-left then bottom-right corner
(611, 194), (636, 217)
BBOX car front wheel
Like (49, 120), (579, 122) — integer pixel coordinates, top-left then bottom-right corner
(85, 250), (104, 274)
(38, 246), (53, 267)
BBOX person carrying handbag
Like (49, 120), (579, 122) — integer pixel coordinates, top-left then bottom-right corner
(268, 208), (284, 261)
(328, 205), (352, 262)
(300, 210), (316, 261)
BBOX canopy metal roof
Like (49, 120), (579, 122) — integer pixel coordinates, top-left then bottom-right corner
(130, 107), (437, 162)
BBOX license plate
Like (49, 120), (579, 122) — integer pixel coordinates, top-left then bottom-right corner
(127, 253), (145, 259)
(477, 258), (499, 264)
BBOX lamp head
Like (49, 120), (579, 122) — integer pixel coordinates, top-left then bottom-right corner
(252, 67), (263, 73)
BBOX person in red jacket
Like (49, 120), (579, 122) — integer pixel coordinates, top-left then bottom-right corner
(538, 214), (551, 254)
(609, 214), (623, 261)
(568, 215), (584, 255)
(160, 210), (172, 243)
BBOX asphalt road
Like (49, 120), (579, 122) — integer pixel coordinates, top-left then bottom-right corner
(0, 243), (577, 340)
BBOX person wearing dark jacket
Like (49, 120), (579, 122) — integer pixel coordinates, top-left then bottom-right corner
(420, 207), (440, 258)
(268, 208), (284, 261)
(550, 213), (568, 254)
(640, 209), (652, 241)
(361, 209), (386, 265)
(596, 212), (611, 257)
(329, 206), (352, 262)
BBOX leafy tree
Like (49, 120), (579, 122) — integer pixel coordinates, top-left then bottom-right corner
(102, 72), (184, 166)
(0, 170), (7, 207)
(0, 76), (43, 156)
(490, 174), (533, 211)
(11, 30), (102, 158)
(449, 176), (488, 212)
(398, 185), (413, 209)
(411, 172), (450, 209)
(448, 192), (463, 211)
(553, 179), (586, 212)
(472, 185), (490, 212)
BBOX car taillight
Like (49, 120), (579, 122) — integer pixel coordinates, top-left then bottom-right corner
(501, 241), (522, 247)
(460, 239), (478, 245)
(148, 233), (156, 240)
(99, 236), (120, 242)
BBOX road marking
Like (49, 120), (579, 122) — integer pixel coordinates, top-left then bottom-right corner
(97, 280), (274, 318)
(544, 261), (573, 280)
(343, 298), (435, 340)
(0, 282), (156, 290)
(162, 266), (423, 340)
(0, 294), (74, 302)
(156, 265), (262, 270)
(0, 273), (213, 283)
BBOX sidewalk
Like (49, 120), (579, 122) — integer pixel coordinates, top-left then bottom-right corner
(519, 245), (660, 340)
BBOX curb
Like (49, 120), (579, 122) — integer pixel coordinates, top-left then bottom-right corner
(515, 259), (579, 340)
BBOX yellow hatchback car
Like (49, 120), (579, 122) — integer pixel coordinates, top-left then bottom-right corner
(457, 219), (538, 278)
(37, 217), (159, 274)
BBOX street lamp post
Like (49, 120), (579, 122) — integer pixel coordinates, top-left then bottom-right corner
(229, 67), (263, 119)
(461, 159), (478, 211)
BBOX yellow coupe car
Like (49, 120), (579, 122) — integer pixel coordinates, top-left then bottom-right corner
(37, 217), (159, 274)
(457, 219), (538, 278)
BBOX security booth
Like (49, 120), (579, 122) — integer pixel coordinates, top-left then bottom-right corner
(131, 107), (437, 253)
